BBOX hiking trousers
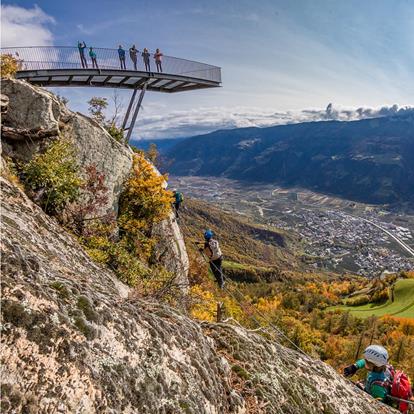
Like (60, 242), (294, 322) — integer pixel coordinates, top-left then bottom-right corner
(79, 52), (88, 68)
(210, 257), (224, 288)
(173, 202), (181, 218)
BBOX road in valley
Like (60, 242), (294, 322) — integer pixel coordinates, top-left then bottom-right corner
(345, 214), (414, 258)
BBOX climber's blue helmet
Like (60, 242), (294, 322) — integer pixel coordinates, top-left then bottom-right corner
(204, 229), (213, 240)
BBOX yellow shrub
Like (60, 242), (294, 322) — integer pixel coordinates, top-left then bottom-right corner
(119, 152), (172, 236)
(190, 285), (217, 321)
(1, 54), (21, 78)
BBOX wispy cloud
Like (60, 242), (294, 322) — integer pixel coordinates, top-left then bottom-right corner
(133, 103), (414, 139)
(1, 4), (55, 47)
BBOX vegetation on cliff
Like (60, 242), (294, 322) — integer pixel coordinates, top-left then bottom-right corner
(79, 151), (175, 289)
(22, 139), (83, 214)
(0, 54), (20, 78)
(6, 133), (175, 294)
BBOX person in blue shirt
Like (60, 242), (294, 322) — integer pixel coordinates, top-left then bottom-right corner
(344, 345), (391, 401)
(118, 45), (126, 70)
(89, 47), (98, 69)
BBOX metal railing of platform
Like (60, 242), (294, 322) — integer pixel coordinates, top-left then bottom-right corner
(1, 46), (221, 83)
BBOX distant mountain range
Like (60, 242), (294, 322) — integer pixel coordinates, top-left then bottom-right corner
(164, 114), (414, 205)
(130, 138), (186, 153)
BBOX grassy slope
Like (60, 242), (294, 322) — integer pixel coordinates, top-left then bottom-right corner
(329, 279), (414, 318)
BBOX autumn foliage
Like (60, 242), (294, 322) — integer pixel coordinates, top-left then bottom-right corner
(1, 54), (21, 78)
(119, 152), (172, 234)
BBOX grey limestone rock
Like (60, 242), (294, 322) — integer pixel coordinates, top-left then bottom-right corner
(0, 175), (396, 414)
(1, 78), (132, 215)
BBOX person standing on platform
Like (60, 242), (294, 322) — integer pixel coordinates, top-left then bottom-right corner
(78, 41), (88, 68)
(142, 48), (150, 72)
(89, 47), (98, 69)
(129, 45), (138, 70)
(118, 45), (126, 70)
(154, 48), (163, 73)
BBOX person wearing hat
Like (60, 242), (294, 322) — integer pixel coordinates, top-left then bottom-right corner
(199, 230), (224, 289)
(343, 344), (391, 401)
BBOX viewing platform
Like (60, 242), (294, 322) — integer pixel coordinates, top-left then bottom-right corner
(1, 46), (221, 93)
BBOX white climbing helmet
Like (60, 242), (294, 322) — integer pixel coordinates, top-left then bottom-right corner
(364, 345), (388, 367)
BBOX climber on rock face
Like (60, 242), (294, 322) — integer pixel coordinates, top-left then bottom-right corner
(344, 345), (391, 401)
(343, 344), (413, 413)
(199, 229), (225, 289)
(172, 189), (183, 219)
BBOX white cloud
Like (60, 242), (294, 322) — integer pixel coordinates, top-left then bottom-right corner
(1, 4), (55, 47)
(133, 103), (414, 140)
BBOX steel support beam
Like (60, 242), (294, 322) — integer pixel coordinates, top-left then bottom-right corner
(122, 88), (138, 130)
(125, 82), (147, 144)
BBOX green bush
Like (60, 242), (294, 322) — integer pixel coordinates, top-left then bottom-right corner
(105, 123), (124, 143)
(371, 288), (389, 304)
(23, 139), (83, 214)
(108, 241), (150, 286)
(346, 294), (370, 306)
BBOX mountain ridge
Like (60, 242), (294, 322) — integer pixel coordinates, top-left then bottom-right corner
(165, 114), (414, 205)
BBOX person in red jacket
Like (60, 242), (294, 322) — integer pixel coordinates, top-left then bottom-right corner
(154, 48), (163, 73)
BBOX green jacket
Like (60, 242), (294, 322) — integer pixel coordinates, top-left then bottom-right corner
(355, 359), (390, 401)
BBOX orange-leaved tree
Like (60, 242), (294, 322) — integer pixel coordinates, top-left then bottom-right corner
(118, 152), (172, 259)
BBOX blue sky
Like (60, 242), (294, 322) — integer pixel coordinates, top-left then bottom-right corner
(2, 0), (414, 138)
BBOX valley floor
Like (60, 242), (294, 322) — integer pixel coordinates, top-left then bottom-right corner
(170, 176), (414, 276)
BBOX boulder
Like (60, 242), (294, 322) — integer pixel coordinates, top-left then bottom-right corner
(1, 79), (61, 131)
(1, 93), (9, 114)
(1, 78), (132, 214)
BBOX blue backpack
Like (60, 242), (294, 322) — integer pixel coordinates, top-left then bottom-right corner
(175, 192), (183, 203)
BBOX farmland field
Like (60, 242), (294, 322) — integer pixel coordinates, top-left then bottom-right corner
(329, 279), (414, 319)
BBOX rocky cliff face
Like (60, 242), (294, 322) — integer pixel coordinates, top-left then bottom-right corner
(0, 175), (395, 414)
(152, 214), (190, 291)
(1, 78), (189, 285)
